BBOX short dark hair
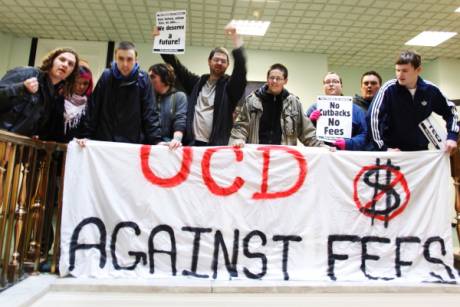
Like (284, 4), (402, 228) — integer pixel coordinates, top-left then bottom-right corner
(39, 47), (80, 94)
(324, 71), (342, 84)
(361, 70), (382, 85)
(267, 63), (288, 79)
(115, 41), (137, 57)
(208, 47), (229, 63)
(395, 50), (421, 69)
(148, 63), (176, 86)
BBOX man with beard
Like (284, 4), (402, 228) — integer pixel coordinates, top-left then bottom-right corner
(83, 41), (161, 145)
(156, 26), (247, 146)
(353, 71), (382, 111)
(229, 63), (323, 147)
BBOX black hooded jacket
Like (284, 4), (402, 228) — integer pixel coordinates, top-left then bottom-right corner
(85, 67), (161, 144)
(0, 67), (60, 137)
(161, 47), (247, 145)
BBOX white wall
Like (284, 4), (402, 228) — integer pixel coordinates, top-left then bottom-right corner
(136, 42), (328, 107)
(421, 59), (441, 86)
(137, 43), (209, 75)
(0, 33), (30, 76)
(328, 65), (395, 97)
(0, 33), (13, 75)
(432, 58), (460, 100)
(245, 49), (327, 107)
(1, 34), (459, 103)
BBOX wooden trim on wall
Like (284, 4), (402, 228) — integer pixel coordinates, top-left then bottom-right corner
(28, 37), (38, 66)
(106, 41), (114, 68)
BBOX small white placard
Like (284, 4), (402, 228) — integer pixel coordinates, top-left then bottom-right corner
(315, 95), (353, 141)
(153, 10), (186, 54)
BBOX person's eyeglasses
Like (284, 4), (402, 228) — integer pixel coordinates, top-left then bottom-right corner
(324, 79), (341, 85)
(363, 81), (379, 86)
(211, 58), (228, 64)
(268, 76), (285, 82)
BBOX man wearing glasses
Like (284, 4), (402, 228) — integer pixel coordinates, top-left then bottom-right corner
(156, 26), (247, 146)
(353, 71), (382, 112)
(305, 72), (368, 150)
(229, 63), (323, 147)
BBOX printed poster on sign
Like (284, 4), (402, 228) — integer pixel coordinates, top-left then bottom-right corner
(418, 114), (447, 150)
(153, 10), (186, 54)
(316, 95), (352, 141)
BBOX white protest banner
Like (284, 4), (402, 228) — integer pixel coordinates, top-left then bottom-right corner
(153, 10), (186, 54)
(316, 95), (353, 141)
(60, 141), (458, 283)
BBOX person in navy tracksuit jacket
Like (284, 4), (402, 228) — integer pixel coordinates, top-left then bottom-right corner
(368, 50), (459, 153)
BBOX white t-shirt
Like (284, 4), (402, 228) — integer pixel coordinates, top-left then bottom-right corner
(193, 79), (217, 142)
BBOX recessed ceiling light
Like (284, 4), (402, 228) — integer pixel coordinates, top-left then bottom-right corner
(405, 31), (457, 47)
(455, 7), (460, 12)
(229, 20), (270, 36)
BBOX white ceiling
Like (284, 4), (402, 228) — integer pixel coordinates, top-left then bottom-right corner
(1, 0), (460, 68)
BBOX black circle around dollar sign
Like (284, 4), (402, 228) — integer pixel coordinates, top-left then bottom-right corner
(362, 159), (401, 225)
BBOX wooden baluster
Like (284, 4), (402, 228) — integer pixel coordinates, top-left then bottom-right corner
(450, 152), (460, 269)
(8, 159), (29, 282)
(21, 148), (38, 273)
(0, 144), (17, 287)
(0, 142), (4, 287)
(1, 145), (23, 285)
(51, 149), (67, 273)
(454, 178), (460, 240)
(32, 150), (52, 273)
(26, 159), (44, 269)
(40, 150), (59, 272)
(0, 142), (12, 220)
(0, 142), (8, 260)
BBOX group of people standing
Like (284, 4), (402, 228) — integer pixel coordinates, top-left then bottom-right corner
(0, 26), (458, 154)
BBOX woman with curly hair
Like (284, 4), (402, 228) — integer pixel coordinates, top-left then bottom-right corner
(0, 47), (80, 138)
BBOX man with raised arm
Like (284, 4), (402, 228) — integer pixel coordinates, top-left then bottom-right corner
(155, 26), (247, 146)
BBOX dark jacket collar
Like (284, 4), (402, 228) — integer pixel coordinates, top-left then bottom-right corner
(255, 84), (290, 102)
(111, 62), (140, 81)
(396, 76), (427, 92)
